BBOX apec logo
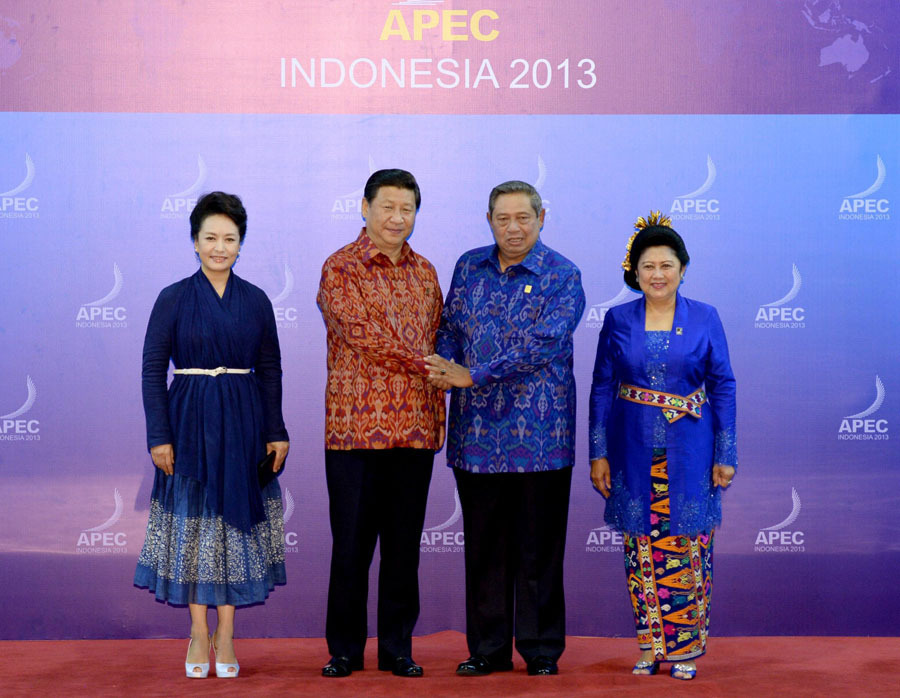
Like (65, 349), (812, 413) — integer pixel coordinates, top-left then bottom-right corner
(0, 375), (40, 441)
(839, 155), (889, 221)
(669, 155), (720, 221)
(584, 285), (639, 329)
(838, 375), (888, 441)
(331, 156), (374, 220)
(0, 153), (39, 219)
(161, 155), (206, 219)
(75, 263), (127, 328)
(268, 264), (298, 329)
(332, 155), (550, 221)
(76, 488), (128, 553)
(420, 488), (464, 552)
(754, 488), (805, 552)
(534, 155), (550, 219)
(585, 524), (623, 553)
(380, 6), (499, 42)
(283, 488), (299, 552)
(754, 264), (806, 329)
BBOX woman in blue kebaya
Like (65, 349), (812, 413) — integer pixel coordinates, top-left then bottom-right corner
(589, 213), (737, 681)
(135, 192), (290, 679)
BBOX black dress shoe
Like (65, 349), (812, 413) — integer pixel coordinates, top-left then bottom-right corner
(377, 655), (423, 677)
(322, 655), (363, 677)
(526, 656), (559, 675)
(456, 655), (514, 676)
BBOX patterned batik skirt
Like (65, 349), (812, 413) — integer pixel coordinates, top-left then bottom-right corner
(623, 451), (713, 661)
(134, 473), (286, 607)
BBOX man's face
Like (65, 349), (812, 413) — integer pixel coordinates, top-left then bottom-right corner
(362, 186), (417, 257)
(487, 192), (544, 267)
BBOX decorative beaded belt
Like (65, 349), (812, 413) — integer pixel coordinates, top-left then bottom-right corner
(173, 367), (252, 376)
(618, 383), (706, 423)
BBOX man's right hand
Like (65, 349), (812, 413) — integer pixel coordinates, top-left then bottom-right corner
(424, 355), (473, 389)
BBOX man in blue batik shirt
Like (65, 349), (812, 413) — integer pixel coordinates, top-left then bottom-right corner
(425, 180), (585, 677)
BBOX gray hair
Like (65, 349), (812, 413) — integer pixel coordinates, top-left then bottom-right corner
(488, 180), (542, 217)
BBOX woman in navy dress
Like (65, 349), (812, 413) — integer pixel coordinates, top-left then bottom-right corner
(589, 213), (736, 681)
(135, 192), (290, 678)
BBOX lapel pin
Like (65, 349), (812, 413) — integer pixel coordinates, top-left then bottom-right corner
(676, 327), (683, 335)
(524, 284), (532, 294)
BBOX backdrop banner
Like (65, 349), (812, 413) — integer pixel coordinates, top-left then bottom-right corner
(0, 1), (898, 640)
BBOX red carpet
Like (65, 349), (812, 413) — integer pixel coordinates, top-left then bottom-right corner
(3, 631), (897, 697)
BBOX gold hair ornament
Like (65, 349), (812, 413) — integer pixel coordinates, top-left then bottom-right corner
(621, 210), (673, 271)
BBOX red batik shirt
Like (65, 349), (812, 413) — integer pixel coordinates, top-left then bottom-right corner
(317, 229), (445, 450)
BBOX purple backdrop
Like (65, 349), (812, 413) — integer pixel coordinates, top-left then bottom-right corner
(0, 1), (898, 641)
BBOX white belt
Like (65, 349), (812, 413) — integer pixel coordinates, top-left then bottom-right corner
(173, 367), (252, 376)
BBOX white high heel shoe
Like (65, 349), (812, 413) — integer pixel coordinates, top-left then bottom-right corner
(213, 637), (240, 678)
(185, 636), (210, 679)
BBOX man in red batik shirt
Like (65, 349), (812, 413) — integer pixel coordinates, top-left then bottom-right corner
(316, 169), (445, 679)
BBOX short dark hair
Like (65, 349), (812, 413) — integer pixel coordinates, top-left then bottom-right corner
(363, 169), (421, 210)
(624, 225), (690, 290)
(189, 192), (247, 242)
(488, 180), (542, 217)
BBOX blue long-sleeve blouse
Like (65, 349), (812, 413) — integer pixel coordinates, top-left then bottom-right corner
(588, 294), (737, 536)
(436, 240), (586, 473)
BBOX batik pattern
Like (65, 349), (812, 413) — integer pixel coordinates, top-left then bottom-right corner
(317, 229), (445, 450)
(624, 453), (713, 661)
(436, 240), (585, 472)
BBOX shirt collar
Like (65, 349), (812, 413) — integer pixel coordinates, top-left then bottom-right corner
(355, 227), (413, 265)
(477, 238), (547, 275)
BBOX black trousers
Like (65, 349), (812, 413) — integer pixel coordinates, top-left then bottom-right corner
(324, 448), (434, 661)
(454, 466), (572, 663)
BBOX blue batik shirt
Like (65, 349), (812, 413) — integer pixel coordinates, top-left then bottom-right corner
(436, 239), (586, 473)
